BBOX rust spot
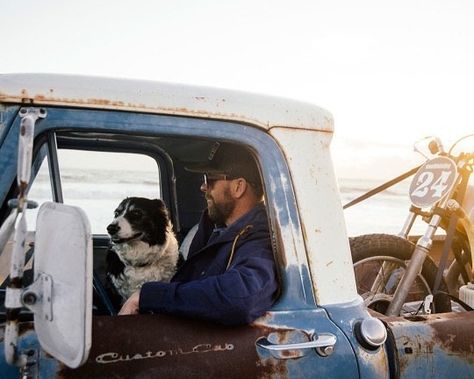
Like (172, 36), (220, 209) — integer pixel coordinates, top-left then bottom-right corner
(275, 330), (291, 344)
(86, 98), (125, 107)
(385, 311), (474, 375)
(403, 315), (427, 322)
(9, 277), (22, 288)
(58, 315), (293, 378)
(429, 312), (474, 357)
(280, 349), (303, 359)
(256, 357), (289, 378)
(0, 92), (269, 129)
(18, 322), (34, 336)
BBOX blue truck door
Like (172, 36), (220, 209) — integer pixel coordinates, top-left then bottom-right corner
(56, 307), (359, 378)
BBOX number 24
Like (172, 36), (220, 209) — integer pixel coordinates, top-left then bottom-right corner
(411, 171), (451, 198)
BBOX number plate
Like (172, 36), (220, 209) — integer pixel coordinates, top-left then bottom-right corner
(409, 156), (457, 208)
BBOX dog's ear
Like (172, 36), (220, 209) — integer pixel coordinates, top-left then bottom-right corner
(152, 199), (168, 217)
(146, 199), (169, 246)
(151, 199), (165, 209)
(117, 197), (129, 210)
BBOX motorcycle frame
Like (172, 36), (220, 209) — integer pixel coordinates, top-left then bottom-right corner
(377, 154), (473, 316)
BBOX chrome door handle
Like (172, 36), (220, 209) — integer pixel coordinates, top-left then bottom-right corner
(256, 333), (336, 357)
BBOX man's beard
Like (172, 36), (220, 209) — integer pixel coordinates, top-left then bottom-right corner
(206, 188), (236, 226)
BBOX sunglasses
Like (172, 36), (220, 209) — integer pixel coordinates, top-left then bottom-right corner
(203, 173), (255, 189)
(203, 173), (233, 187)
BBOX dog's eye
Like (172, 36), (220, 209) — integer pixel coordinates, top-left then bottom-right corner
(114, 210), (120, 217)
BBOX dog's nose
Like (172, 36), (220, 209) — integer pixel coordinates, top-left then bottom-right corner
(107, 223), (120, 235)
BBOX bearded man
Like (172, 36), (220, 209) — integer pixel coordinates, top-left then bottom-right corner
(119, 143), (278, 325)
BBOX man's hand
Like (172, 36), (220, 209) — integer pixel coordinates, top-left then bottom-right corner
(119, 290), (140, 315)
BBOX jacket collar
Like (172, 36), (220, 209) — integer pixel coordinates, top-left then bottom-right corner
(214, 202), (265, 242)
(188, 202), (266, 258)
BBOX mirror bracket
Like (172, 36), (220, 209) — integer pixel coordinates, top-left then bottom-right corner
(20, 272), (53, 322)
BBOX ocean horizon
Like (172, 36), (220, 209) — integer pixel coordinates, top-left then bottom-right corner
(25, 168), (427, 238)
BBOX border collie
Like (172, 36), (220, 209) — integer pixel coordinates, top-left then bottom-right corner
(106, 197), (179, 301)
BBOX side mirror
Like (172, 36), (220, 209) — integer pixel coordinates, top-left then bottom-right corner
(31, 202), (92, 368)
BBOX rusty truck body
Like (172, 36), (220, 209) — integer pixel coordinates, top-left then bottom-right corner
(0, 74), (472, 378)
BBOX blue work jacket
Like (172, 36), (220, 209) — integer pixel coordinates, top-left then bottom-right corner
(139, 203), (278, 325)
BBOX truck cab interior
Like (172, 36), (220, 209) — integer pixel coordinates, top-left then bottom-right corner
(0, 109), (279, 319)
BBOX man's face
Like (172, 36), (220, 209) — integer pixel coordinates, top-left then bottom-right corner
(201, 177), (236, 225)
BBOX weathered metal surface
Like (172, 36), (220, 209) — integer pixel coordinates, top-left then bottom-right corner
(55, 310), (360, 379)
(58, 315), (292, 379)
(0, 74), (333, 133)
(383, 312), (474, 378)
(1, 321), (65, 378)
(325, 300), (391, 379)
(0, 80), (394, 378)
(0, 105), (19, 144)
(269, 127), (357, 306)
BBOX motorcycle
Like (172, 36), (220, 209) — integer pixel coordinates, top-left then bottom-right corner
(348, 135), (474, 316)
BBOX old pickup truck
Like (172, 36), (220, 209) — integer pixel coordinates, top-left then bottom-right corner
(0, 74), (472, 378)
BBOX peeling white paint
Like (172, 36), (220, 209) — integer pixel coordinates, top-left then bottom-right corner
(269, 127), (358, 305)
(0, 74), (333, 133)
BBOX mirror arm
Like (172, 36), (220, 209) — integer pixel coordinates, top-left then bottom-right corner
(4, 108), (47, 368)
(4, 273), (52, 367)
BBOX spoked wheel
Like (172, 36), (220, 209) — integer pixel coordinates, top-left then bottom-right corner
(350, 234), (443, 315)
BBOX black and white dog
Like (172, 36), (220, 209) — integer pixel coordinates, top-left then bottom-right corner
(106, 197), (179, 302)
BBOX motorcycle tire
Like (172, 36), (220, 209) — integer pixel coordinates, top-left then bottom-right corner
(350, 233), (448, 315)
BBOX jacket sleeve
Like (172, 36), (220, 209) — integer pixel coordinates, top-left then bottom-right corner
(139, 240), (278, 325)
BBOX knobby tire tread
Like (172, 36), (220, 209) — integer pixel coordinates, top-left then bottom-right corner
(349, 233), (446, 292)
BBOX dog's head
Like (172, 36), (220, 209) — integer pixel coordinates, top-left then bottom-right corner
(107, 197), (170, 246)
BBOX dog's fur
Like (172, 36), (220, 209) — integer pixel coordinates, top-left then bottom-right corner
(106, 197), (179, 301)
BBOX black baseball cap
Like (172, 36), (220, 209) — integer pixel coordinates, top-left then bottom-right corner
(185, 142), (261, 184)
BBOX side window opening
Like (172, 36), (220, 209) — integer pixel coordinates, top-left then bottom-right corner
(57, 150), (161, 234)
(25, 149), (161, 235)
(16, 146), (163, 316)
(4, 131), (280, 318)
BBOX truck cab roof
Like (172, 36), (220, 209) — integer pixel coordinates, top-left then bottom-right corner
(0, 73), (333, 132)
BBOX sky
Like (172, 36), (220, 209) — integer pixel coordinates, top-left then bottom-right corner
(1, 0), (473, 181)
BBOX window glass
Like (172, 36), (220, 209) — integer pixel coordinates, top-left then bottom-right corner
(58, 150), (160, 234)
